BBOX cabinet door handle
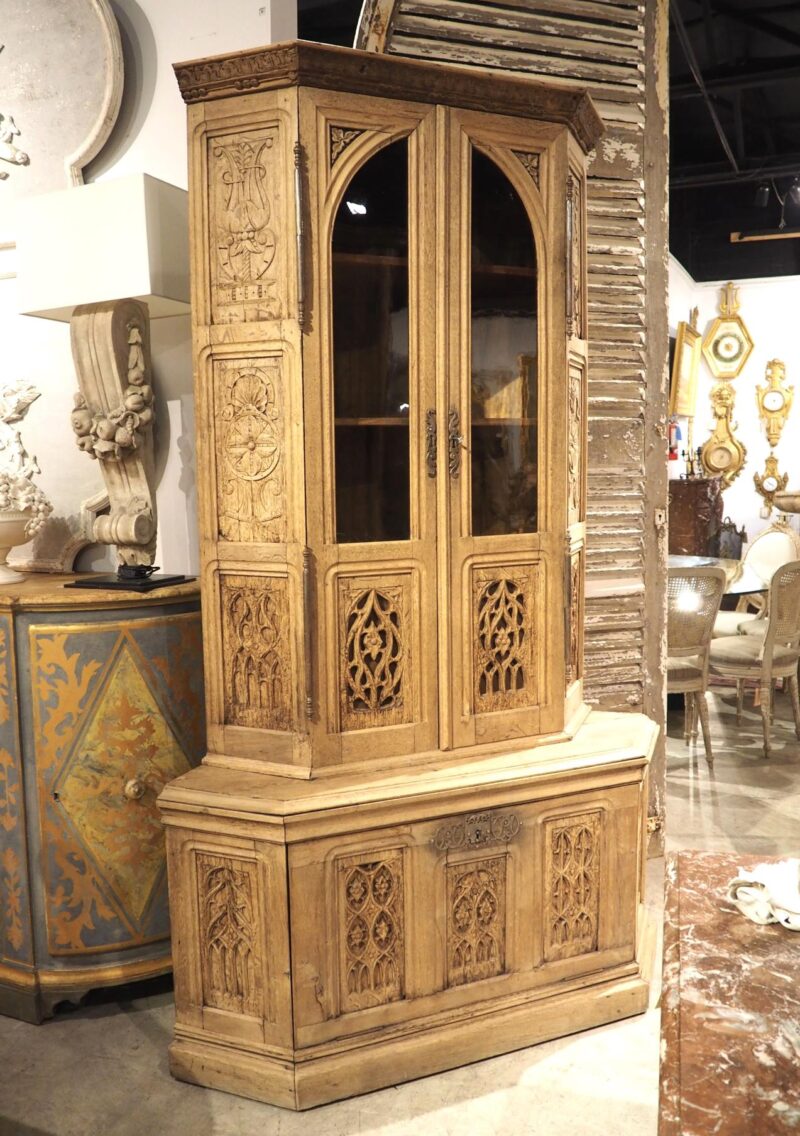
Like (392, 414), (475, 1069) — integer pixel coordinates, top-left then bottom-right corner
(448, 408), (463, 479)
(425, 409), (437, 478)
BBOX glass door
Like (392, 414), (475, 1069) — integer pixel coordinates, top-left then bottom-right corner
(444, 117), (552, 750)
(309, 103), (439, 765)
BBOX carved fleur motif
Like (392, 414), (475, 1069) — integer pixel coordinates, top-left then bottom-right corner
(330, 125), (364, 166)
(513, 150), (540, 188)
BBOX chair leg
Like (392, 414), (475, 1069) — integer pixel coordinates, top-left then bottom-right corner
(697, 691), (714, 766)
(789, 674), (800, 740)
(736, 680), (744, 725)
(691, 694), (699, 742)
(683, 693), (691, 743)
(760, 680), (772, 759)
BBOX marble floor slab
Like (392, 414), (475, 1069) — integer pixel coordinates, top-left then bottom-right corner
(0, 687), (796, 1136)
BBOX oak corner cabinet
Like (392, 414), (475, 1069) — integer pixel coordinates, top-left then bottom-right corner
(159, 40), (656, 1110)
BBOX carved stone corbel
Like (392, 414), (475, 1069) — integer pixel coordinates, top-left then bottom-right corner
(69, 299), (157, 566)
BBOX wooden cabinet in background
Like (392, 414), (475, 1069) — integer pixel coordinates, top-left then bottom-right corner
(668, 477), (724, 557)
(159, 41), (656, 1110)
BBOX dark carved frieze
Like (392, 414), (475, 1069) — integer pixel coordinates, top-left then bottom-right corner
(433, 810), (521, 852)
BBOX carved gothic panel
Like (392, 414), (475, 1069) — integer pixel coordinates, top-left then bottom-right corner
(215, 359), (285, 543)
(330, 125), (365, 166)
(513, 149), (540, 188)
(567, 550), (583, 688)
(568, 360), (584, 524)
(447, 856), (507, 988)
(208, 126), (281, 324)
(196, 853), (263, 1017)
(338, 851), (404, 1012)
(544, 812), (601, 963)
(338, 578), (411, 732)
(221, 575), (292, 730)
(472, 566), (537, 713)
(566, 173), (584, 339)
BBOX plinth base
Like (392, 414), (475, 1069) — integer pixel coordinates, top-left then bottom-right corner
(159, 710), (656, 1111)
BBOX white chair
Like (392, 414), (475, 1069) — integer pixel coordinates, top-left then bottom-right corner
(713, 518), (800, 637)
(668, 566), (727, 765)
(709, 560), (800, 758)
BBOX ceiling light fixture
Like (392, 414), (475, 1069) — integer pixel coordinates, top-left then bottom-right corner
(755, 183), (770, 208)
(787, 177), (800, 208)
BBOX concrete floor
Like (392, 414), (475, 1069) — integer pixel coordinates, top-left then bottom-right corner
(1, 685), (798, 1136)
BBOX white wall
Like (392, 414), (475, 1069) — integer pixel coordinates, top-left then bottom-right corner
(4, 0), (296, 575)
(668, 253), (800, 550)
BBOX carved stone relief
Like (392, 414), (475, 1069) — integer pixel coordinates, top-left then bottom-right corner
(221, 575), (292, 730)
(215, 360), (285, 543)
(209, 128), (280, 324)
(69, 299), (158, 566)
(434, 810), (520, 852)
(544, 811), (601, 962)
(339, 852), (404, 1012)
(339, 581), (410, 732)
(330, 125), (364, 166)
(197, 852), (262, 1017)
(473, 567), (536, 713)
(447, 856), (507, 987)
(513, 150), (540, 188)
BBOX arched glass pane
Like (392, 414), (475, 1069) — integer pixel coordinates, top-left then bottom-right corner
(470, 149), (538, 536)
(332, 139), (409, 543)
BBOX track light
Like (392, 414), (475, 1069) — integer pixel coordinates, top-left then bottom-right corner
(755, 183), (770, 208)
(787, 178), (800, 207)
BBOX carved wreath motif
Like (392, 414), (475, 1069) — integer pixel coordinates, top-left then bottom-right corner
(71, 321), (154, 461)
(434, 810), (520, 852)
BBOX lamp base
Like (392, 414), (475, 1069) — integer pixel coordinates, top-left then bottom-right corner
(64, 571), (193, 593)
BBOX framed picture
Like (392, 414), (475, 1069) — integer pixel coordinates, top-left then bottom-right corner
(669, 316), (702, 417)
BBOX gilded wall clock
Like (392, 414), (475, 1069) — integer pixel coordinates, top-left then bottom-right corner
(700, 381), (746, 486)
(754, 453), (788, 510)
(701, 282), (754, 381)
(756, 359), (793, 448)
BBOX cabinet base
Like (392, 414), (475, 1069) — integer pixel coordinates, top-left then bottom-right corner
(170, 970), (649, 1110)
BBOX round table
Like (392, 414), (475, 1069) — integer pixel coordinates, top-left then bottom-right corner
(667, 554), (767, 596)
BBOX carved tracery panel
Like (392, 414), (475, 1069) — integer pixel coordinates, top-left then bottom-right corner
(544, 811), (601, 962)
(566, 173), (584, 339)
(568, 359), (584, 524)
(567, 549), (583, 688)
(338, 852), (404, 1012)
(197, 853), (262, 1017)
(472, 566), (537, 713)
(447, 855), (506, 988)
(208, 126), (281, 324)
(221, 575), (292, 730)
(338, 579), (411, 732)
(215, 359), (285, 543)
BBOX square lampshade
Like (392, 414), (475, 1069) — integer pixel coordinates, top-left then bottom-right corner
(16, 173), (190, 321)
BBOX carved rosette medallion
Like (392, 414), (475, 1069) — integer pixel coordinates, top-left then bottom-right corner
(568, 362), (584, 523)
(447, 856), (507, 987)
(338, 852), (404, 1012)
(196, 853), (262, 1017)
(544, 811), (601, 962)
(221, 575), (292, 730)
(209, 129), (280, 323)
(339, 581), (410, 732)
(330, 125), (364, 166)
(433, 810), (520, 853)
(567, 550), (583, 688)
(513, 150), (540, 188)
(473, 567), (536, 712)
(216, 361), (285, 543)
(566, 174), (584, 338)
